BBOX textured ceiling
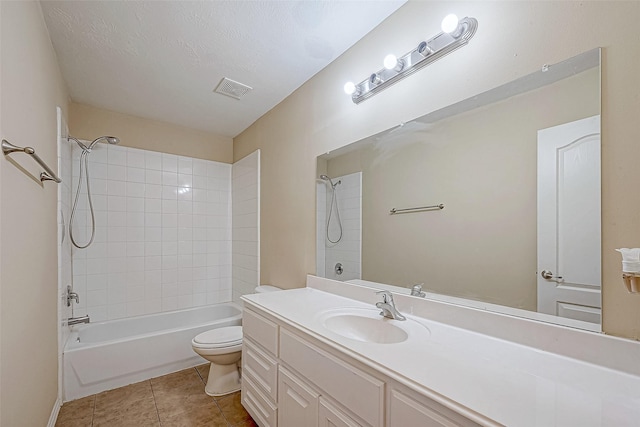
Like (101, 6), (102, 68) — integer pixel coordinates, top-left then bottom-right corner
(41, 1), (406, 138)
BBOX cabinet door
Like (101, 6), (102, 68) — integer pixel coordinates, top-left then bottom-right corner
(389, 389), (482, 427)
(319, 397), (362, 427)
(278, 367), (319, 427)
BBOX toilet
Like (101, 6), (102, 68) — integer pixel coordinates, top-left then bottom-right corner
(191, 285), (281, 396)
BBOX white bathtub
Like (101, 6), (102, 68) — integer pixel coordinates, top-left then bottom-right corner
(63, 303), (242, 401)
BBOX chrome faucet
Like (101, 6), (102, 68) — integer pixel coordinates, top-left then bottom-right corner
(68, 315), (90, 326)
(375, 290), (406, 321)
(410, 283), (426, 298)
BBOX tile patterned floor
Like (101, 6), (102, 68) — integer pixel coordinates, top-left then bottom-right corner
(55, 364), (258, 427)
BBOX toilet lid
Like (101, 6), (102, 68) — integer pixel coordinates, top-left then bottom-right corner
(193, 326), (243, 348)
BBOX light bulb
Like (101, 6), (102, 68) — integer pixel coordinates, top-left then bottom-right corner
(441, 14), (459, 33)
(344, 81), (356, 95)
(384, 54), (398, 70)
(384, 54), (404, 72)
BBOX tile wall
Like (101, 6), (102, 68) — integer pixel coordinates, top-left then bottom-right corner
(69, 143), (232, 321)
(322, 172), (362, 282)
(231, 150), (260, 303)
(316, 182), (327, 277)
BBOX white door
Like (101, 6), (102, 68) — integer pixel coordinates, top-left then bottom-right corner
(537, 115), (601, 324)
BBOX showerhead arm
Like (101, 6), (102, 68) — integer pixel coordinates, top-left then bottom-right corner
(67, 136), (89, 151)
(319, 174), (340, 188)
(320, 174), (334, 185)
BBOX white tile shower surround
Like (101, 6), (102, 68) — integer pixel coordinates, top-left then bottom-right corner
(69, 143), (232, 322)
(316, 182), (327, 276)
(231, 150), (260, 303)
(323, 172), (362, 281)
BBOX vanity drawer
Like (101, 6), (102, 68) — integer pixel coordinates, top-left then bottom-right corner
(243, 338), (278, 401)
(243, 374), (278, 427)
(279, 329), (384, 427)
(389, 388), (483, 427)
(319, 397), (362, 427)
(244, 308), (279, 356)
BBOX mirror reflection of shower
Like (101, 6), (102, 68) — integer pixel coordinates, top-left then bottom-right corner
(68, 135), (120, 248)
(319, 174), (343, 244)
(316, 171), (362, 281)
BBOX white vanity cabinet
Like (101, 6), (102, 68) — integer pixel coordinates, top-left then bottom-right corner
(241, 308), (279, 427)
(242, 304), (484, 427)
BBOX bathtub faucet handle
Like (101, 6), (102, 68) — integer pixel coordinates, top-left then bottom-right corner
(66, 285), (79, 307)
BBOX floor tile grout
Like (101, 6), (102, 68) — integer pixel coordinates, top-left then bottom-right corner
(149, 379), (162, 426)
(90, 394), (96, 427)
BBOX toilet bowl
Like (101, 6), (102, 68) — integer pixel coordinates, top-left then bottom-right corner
(191, 285), (281, 396)
(192, 326), (243, 396)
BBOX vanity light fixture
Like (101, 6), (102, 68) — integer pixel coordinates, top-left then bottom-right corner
(345, 14), (478, 104)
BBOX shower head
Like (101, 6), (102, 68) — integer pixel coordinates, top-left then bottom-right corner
(88, 135), (119, 149)
(319, 174), (340, 188)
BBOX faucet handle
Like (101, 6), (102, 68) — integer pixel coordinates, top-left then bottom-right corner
(411, 283), (426, 297)
(66, 285), (79, 307)
(376, 290), (393, 303)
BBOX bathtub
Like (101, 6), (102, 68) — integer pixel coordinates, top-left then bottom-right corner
(63, 303), (242, 401)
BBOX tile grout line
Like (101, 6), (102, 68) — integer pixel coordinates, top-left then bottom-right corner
(212, 395), (233, 427)
(195, 366), (236, 427)
(195, 366), (203, 382)
(149, 379), (163, 426)
(90, 394), (96, 427)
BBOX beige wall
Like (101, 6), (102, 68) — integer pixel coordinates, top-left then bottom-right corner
(69, 102), (233, 163)
(0, 2), (69, 425)
(234, 1), (640, 340)
(326, 68), (599, 311)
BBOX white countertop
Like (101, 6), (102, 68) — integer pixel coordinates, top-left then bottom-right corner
(243, 286), (640, 427)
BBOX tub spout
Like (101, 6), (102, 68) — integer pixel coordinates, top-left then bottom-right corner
(68, 315), (90, 326)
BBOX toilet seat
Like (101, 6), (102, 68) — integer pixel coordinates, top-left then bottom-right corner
(192, 326), (243, 354)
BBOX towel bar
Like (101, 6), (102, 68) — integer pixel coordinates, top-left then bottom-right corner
(390, 204), (444, 215)
(2, 139), (61, 183)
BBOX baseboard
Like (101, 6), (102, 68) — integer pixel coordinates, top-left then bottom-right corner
(47, 397), (62, 427)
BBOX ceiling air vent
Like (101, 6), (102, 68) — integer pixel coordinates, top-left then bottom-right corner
(214, 77), (253, 100)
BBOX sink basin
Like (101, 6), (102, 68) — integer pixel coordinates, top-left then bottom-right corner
(318, 307), (429, 344)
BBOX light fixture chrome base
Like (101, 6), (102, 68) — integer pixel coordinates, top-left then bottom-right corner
(351, 17), (478, 104)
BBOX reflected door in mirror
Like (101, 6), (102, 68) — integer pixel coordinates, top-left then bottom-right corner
(537, 115), (601, 323)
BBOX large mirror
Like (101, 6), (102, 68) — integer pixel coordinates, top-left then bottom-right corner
(316, 49), (601, 330)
